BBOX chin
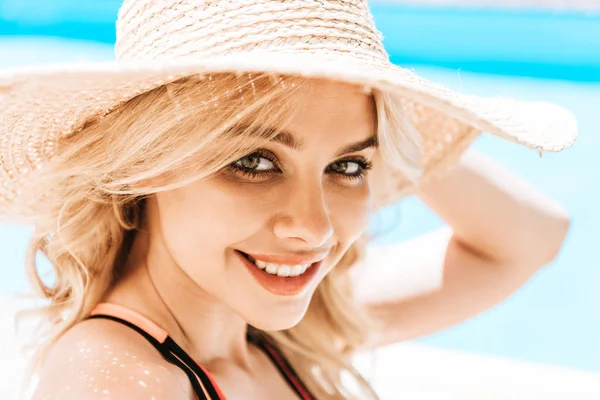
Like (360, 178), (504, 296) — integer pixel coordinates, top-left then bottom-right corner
(251, 316), (305, 332)
(244, 300), (311, 332)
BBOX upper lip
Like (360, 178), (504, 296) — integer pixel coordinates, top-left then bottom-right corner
(240, 251), (328, 265)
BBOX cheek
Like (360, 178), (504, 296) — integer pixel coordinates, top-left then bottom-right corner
(155, 180), (272, 265)
(157, 176), (372, 263)
(327, 182), (372, 243)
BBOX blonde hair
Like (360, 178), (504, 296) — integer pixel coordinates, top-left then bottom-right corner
(19, 73), (422, 399)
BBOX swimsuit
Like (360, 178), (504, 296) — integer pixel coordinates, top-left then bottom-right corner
(88, 303), (316, 400)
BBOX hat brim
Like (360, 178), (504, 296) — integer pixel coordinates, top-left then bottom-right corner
(0, 51), (577, 213)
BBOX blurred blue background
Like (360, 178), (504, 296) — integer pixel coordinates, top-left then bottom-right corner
(1, 0), (599, 373)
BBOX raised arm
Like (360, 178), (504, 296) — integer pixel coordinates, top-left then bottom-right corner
(354, 149), (570, 348)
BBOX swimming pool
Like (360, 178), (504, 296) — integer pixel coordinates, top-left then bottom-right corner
(1, 0), (599, 374)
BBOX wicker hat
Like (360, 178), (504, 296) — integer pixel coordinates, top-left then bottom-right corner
(0, 0), (577, 219)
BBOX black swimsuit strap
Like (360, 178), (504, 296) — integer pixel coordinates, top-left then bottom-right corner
(163, 335), (222, 399)
(87, 314), (216, 400)
(88, 314), (315, 400)
(247, 333), (315, 400)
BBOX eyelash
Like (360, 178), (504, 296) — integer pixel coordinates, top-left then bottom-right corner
(228, 149), (373, 181)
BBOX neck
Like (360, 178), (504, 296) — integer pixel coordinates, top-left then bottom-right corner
(106, 227), (254, 371)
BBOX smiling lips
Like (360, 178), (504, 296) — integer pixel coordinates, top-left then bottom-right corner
(253, 259), (311, 277)
(246, 252), (324, 276)
(236, 250), (325, 296)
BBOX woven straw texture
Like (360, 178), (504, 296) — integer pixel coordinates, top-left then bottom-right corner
(0, 0), (578, 218)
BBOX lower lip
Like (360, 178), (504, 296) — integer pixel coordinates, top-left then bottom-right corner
(235, 251), (321, 296)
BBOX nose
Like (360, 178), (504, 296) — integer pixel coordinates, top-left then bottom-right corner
(272, 181), (334, 248)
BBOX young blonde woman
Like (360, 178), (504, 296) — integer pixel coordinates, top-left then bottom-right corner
(0, 1), (577, 399)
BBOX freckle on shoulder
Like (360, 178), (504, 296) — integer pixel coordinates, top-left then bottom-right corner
(32, 318), (188, 399)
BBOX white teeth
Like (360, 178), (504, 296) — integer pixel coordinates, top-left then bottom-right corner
(290, 265), (304, 276)
(265, 264), (278, 275)
(249, 257), (312, 277)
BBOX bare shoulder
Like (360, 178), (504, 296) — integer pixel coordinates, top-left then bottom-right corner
(32, 318), (191, 400)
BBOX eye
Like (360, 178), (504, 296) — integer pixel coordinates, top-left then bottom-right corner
(228, 150), (280, 179)
(235, 155), (275, 171)
(330, 160), (360, 175)
(328, 157), (373, 181)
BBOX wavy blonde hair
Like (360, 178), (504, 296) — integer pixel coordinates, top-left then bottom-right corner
(19, 72), (422, 399)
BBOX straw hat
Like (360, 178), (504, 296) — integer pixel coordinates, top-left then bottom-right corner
(0, 0), (577, 219)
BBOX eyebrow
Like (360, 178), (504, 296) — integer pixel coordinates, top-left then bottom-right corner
(271, 130), (378, 156)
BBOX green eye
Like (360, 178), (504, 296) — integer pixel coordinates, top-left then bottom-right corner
(228, 150), (280, 179)
(239, 156), (259, 169)
(330, 160), (360, 175)
(328, 157), (372, 181)
(236, 155), (275, 171)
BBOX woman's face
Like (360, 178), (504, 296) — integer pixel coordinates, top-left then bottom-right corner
(151, 80), (377, 330)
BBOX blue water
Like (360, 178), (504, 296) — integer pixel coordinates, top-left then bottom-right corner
(0, 1), (599, 373)
(1, 1), (599, 81)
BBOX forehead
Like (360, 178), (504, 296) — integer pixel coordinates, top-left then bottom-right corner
(282, 79), (377, 141)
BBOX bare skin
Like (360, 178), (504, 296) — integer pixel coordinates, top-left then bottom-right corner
(33, 80), (570, 399)
(34, 80), (378, 399)
(355, 149), (570, 348)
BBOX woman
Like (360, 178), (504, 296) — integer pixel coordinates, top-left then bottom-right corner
(0, 1), (576, 399)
